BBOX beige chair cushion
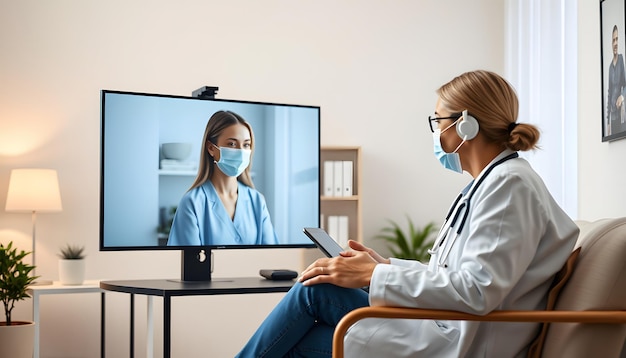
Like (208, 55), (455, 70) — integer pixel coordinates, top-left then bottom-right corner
(527, 247), (581, 358)
(541, 218), (626, 357)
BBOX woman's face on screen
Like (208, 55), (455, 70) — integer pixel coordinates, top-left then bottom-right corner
(209, 123), (252, 159)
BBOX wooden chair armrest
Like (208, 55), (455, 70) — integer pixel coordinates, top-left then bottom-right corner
(332, 307), (626, 358)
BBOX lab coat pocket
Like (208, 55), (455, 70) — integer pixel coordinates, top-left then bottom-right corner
(401, 319), (460, 356)
(433, 320), (457, 339)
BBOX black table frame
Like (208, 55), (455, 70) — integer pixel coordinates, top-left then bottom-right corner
(100, 278), (293, 357)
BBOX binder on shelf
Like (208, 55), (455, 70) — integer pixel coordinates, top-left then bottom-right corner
(342, 160), (353, 197)
(323, 161), (334, 197)
(338, 215), (349, 247)
(333, 161), (343, 197)
(327, 215), (340, 244)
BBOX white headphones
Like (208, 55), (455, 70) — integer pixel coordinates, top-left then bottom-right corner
(456, 110), (479, 140)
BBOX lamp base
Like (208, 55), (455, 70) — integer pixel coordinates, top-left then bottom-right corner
(30, 279), (53, 286)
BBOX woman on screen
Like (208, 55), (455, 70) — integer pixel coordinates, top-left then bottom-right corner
(167, 110), (279, 246)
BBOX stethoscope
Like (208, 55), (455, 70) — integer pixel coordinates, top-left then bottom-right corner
(428, 152), (519, 268)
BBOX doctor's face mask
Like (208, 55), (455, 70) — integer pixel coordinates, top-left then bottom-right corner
(432, 119), (464, 174)
(212, 143), (251, 177)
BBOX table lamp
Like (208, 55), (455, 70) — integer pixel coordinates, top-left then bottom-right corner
(5, 168), (63, 285)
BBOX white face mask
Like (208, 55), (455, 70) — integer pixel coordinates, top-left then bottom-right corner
(432, 120), (465, 174)
(213, 145), (251, 177)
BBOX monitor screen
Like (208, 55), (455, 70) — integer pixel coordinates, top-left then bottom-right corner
(100, 90), (320, 254)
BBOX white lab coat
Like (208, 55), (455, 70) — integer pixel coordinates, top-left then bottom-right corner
(344, 149), (579, 357)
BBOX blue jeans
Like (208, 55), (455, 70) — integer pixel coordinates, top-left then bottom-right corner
(237, 282), (370, 358)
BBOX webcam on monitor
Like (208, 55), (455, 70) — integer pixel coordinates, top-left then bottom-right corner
(192, 86), (219, 99)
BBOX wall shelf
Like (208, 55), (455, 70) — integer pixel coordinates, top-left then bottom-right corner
(158, 170), (197, 176)
(319, 146), (362, 243)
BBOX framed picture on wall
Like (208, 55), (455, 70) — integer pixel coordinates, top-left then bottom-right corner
(601, 0), (626, 142)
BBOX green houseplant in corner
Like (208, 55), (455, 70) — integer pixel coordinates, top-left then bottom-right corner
(0, 241), (37, 358)
(376, 216), (437, 262)
(58, 244), (86, 285)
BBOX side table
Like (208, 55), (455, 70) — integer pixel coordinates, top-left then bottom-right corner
(100, 278), (294, 358)
(27, 280), (105, 358)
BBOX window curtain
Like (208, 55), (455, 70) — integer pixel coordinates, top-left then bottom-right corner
(504, 0), (578, 218)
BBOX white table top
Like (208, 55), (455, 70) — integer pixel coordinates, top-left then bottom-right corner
(27, 280), (103, 294)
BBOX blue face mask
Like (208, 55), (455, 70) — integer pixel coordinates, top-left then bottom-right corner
(213, 145), (251, 177)
(432, 127), (465, 174)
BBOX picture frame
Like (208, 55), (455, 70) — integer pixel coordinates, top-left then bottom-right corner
(600, 0), (626, 142)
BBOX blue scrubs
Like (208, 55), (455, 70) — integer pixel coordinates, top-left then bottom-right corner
(167, 181), (279, 246)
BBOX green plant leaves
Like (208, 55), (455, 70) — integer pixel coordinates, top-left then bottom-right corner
(375, 217), (437, 262)
(0, 241), (37, 325)
(58, 244), (85, 260)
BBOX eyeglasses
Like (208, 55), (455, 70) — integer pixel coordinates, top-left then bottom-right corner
(427, 114), (461, 133)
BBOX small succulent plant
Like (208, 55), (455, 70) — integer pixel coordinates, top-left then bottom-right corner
(58, 244), (85, 260)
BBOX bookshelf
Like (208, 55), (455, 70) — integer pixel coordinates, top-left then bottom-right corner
(302, 146), (362, 268)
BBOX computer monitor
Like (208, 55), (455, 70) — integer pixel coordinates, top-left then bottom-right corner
(100, 90), (320, 281)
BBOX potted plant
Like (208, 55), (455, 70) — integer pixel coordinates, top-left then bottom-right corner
(57, 244), (86, 285)
(157, 205), (177, 246)
(0, 241), (37, 358)
(376, 216), (437, 262)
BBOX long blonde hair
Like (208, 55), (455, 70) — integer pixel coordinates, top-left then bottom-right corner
(190, 110), (255, 190)
(437, 70), (540, 151)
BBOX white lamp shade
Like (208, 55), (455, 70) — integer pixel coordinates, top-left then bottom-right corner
(5, 169), (63, 212)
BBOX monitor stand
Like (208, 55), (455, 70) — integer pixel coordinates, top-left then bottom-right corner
(180, 248), (212, 282)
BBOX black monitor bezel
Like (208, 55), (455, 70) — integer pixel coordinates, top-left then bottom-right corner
(99, 89), (320, 252)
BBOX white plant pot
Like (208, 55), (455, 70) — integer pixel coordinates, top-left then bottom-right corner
(0, 321), (35, 358)
(58, 259), (85, 285)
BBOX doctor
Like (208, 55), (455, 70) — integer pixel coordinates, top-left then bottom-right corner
(167, 110), (278, 246)
(236, 70), (579, 357)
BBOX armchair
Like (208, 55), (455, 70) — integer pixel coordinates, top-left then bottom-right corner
(333, 218), (626, 358)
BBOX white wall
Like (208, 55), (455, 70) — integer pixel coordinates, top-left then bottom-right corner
(578, 0), (626, 220)
(0, 1), (506, 357)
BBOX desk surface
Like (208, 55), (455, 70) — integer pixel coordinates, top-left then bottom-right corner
(28, 280), (103, 294)
(100, 277), (294, 297)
